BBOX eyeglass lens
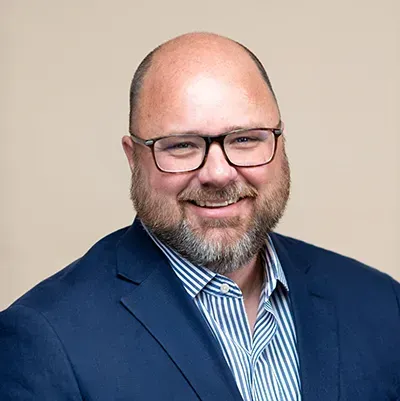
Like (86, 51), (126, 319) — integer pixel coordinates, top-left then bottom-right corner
(153, 129), (275, 172)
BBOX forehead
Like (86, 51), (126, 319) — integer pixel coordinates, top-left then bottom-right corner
(136, 47), (279, 138)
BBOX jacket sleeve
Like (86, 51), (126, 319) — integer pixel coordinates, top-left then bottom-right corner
(0, 304), (82, 401)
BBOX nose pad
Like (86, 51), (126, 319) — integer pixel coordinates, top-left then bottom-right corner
(197, 143), (238, 187)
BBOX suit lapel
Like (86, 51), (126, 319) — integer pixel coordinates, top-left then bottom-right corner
(271, 234), (339, 401)
(116, 222), (339, 401)
(117, 221), (243, 401)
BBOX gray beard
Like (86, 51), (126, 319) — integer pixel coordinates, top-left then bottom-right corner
(131, 148), (290, 275)
(144, 204), (281, 275)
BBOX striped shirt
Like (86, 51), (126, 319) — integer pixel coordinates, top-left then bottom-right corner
(145, 226), (301, 401)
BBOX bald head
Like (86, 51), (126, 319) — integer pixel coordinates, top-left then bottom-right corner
(129, 33), (279, 134)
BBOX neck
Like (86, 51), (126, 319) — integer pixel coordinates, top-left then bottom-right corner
(225, 254), (264, 299)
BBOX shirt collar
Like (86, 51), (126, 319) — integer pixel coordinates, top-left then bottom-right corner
(142, 222), (289, 299)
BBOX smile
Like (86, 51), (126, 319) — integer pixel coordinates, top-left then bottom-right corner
(190, 197), (242, 208)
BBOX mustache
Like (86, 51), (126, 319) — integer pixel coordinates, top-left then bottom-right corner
(178, 183), (258, 202)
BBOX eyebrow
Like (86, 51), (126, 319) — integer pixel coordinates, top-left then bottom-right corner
(164, 121), (281, 137)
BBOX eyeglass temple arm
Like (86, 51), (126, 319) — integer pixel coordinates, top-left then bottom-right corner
(130, 134), (154, 147)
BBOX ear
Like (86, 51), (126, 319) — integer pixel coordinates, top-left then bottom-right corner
(122, 135), (135, 172)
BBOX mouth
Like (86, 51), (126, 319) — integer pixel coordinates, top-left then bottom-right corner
(188, 197), (244, 208)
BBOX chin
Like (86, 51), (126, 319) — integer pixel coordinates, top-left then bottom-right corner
(186, 210), (243, 228)
(187, 216), (251, 242)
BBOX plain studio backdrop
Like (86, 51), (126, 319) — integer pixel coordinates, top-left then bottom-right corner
(1, 0), (399, 310)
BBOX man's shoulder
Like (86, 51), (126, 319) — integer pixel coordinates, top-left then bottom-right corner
(271, 232), (399, 292)
(4, 225), (132, 316)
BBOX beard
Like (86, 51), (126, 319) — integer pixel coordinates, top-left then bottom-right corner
(130, 150), (290, 275)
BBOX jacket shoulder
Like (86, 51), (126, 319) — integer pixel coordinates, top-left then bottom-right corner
(5, 226), (131, 315)
(272, 232), (400, 333)
(272, 232), (396, 283)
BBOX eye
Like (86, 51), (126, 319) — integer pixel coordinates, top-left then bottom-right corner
(163, 141), (200, 152)
(226, 130), (271, 149)
(155, 137), (204, 158)
(166, 142), (197, 150)
(227, 134), (263, 148)
(233, 136), (260, 143)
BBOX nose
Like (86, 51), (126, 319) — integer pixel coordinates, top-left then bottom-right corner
(197, 143), (238, 188)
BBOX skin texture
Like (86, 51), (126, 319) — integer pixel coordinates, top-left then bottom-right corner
(122, 33), (290, 326)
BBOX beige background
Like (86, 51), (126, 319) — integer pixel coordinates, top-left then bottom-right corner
(1, 0), (399, 310)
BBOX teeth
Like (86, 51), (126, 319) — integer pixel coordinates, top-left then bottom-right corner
(193, 198), (240, 207)
(205, 201), (229, 207)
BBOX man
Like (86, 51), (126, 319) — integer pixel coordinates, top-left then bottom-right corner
(1, 33), (399, 401)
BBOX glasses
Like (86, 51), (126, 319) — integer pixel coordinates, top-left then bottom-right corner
(130, 123), (283, 173)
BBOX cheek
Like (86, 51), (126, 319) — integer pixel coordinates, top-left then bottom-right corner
(147, 170), (193, 198)
(239, 151), (285, 190)
(240, 166), (272, 188)
(137, 151), (195, 199)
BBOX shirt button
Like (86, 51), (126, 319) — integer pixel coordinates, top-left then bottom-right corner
(220, 283), (230, 294)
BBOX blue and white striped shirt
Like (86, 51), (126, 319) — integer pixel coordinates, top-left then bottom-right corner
(145, 227), (301, 401)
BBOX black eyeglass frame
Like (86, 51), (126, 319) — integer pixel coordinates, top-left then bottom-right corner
(129, 123), (283, 173)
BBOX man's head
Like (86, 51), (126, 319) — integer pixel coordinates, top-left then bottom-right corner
(122, 32), (290, 274)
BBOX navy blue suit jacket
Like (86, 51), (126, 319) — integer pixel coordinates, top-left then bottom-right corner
(1, 220), (400, 400)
